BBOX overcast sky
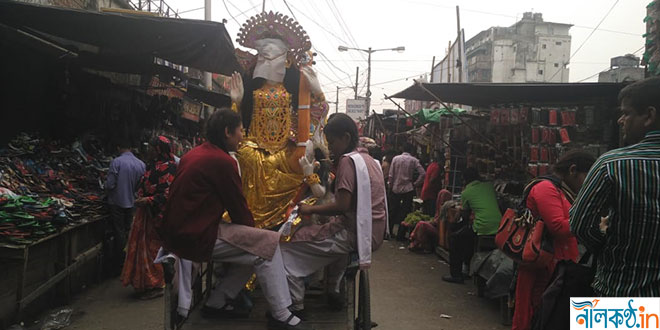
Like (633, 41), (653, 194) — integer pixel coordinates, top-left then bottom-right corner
(168, 0), (647, 113)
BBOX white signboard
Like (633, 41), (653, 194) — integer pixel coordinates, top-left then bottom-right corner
(346, 99), (367, 121)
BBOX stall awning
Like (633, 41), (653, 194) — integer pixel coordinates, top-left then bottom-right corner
(389, 82), (627, 107)
(0, 1), (241, 75)
(186, 84), (231, 108)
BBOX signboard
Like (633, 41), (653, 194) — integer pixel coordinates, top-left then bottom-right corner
(181, 99), (202, 122)
(147, 77), (185, 99)
(346, 99), (367, 122)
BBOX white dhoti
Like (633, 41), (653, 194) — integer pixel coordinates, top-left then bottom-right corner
(206, 239), (292, 312)
(281, 229), (354, 310)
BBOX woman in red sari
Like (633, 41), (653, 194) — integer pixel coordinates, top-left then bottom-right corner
(120, 136), (177, 299)
(408, 189), (452, 253)
(512, 150), (595, 330)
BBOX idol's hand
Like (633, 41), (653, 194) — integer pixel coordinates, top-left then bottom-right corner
(299, 154), (315, 177)
(229, 71), (244, 104)
(301, 66), (322, 95)
(304, 140), (314, 162)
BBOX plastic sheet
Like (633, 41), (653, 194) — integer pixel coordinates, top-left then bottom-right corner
(41, 308), (73, 330)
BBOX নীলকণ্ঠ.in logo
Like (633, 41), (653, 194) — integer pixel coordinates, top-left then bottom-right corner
(570, 298), (660, 329)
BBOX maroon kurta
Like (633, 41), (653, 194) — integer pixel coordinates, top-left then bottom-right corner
(161, 142), (277, 263)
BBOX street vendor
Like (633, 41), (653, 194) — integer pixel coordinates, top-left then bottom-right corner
(159, 109), (312, 330)
(280, 113), (387, 315)
(229, 11), (329, 230)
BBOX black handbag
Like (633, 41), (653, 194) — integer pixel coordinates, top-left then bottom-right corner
(531, 252), (596, 330)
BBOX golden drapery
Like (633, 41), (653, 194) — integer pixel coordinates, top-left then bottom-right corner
(250, 84), (292, 154)
(237, 141), (303, 229)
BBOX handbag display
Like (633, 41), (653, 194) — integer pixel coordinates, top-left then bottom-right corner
(495, 177), (561, 268)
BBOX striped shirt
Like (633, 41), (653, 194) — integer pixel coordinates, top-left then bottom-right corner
(570, 130), (660, 297)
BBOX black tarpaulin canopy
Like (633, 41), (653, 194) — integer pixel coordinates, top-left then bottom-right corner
(0, 1), (241, 75)
(389, 82), (627, 107)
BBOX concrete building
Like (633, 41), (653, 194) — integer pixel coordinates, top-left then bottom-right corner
(598, 54), (645, 83)
(465, 12), (572, 83)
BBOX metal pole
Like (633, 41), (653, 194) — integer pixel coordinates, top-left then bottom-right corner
(395, 104), (399, 150)
(354, 67), (359, 98)
(366, 47), (372, 118)
(456, 6), (463, 83)
(335, 86), (339, 113)
(203, 0), (213, 90)
(430, 56), (436, 83)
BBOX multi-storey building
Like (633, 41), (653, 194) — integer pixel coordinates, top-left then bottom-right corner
(465, 12), (572, 83)
(598, 54), (645, 83)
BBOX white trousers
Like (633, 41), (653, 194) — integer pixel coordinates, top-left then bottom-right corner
(281, 230), (354, 310)
(206, 239), (291, 312)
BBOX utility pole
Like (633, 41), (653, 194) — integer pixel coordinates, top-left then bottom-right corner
(430, 56), (436, 82)
(456, 5), (463, 83)
(335, 86), (339, 113)
(203, 0), (212, 89)
(338, 46), (404, 117)
(354, 67), (359, 98)
(366, 47), (372, 118)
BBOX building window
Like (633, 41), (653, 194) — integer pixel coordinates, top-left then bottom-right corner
(542, 44), (547, 49)
(538, 69), (544, 75)
(554, 63), (559, 67)
(556, 41), (562, 46)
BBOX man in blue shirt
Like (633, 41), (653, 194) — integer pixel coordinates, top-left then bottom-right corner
(105, 142), (145, 271)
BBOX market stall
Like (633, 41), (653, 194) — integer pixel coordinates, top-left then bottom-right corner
(389, 81), (628, 320)
(0, 2), (240, 327)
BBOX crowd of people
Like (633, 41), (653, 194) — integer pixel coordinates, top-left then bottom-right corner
(104, 109), (387, 330)
(102, 76), (660, 330)
(381, 77), (660, 330)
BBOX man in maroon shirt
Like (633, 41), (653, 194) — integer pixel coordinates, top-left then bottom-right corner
(160, 107), (311, 330)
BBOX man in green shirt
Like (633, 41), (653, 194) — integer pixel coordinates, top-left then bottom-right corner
(460, 168), (502, 236)
(443, 167), (501, 284)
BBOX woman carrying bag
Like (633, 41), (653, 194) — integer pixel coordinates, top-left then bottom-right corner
(512, 150), (595, 330)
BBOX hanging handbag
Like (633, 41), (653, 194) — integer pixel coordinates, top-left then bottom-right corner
(495, 177), (560, 268)
(531, 252), (596, 330)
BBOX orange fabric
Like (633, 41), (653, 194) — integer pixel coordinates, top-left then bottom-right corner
(120, 207), (164, 291)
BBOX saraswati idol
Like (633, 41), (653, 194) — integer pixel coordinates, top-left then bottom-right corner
(228, 11), (329, 229)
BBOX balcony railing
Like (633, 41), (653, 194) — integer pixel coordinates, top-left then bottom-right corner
(128, 0), (179, 18)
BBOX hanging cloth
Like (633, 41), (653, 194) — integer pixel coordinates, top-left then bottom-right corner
(348, 152), (373, 268)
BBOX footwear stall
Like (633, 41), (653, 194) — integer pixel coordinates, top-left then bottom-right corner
(0, 2), (237, 327)
(0, 134), (110, 327)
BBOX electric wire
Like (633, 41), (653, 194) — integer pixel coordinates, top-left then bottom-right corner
(548, 0), (620, 81)
(575, 45), (646, 82)
(221, 0), (241, 27)
(400, 0), (639, 37)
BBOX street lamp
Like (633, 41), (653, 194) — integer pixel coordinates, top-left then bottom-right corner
(338, 45), (405, 117)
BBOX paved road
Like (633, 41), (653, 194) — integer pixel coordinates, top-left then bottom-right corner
(371, 241), (508, 330)
(34, 240), (508, 330)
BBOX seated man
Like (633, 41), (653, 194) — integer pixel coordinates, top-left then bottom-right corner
(443, 167), (501, 284)
(159, 108), (311, 330)
(281, 113), (387, 315)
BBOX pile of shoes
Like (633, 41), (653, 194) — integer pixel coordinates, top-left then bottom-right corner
(0, 133), (112, 245)
(0, 194), (67, 245)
